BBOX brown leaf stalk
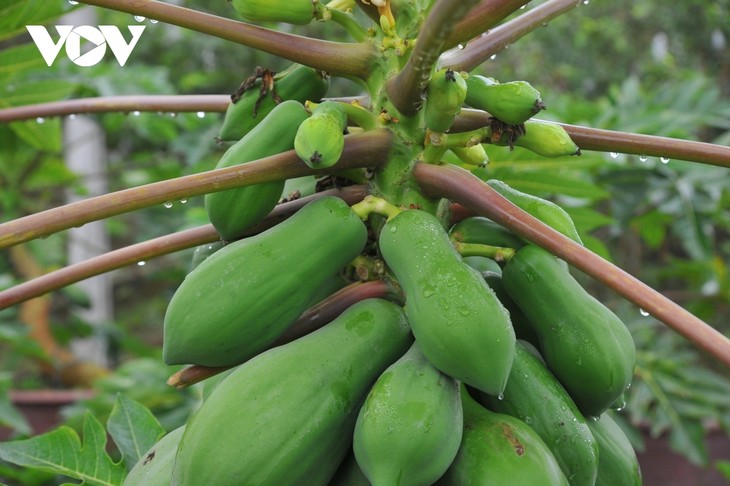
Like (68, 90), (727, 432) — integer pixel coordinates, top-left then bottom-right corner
(444, 0), (532, 50)
(413, 162), (730, 369)
(452, 108), (730, 168)
(0, 187), (368, 310)
(0, 129), (393, 249)
(0, 95), (229, 123)
(440, 0), (582, 72)
(76, 0), (375, 78)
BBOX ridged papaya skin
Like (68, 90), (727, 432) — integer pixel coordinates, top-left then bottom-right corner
(436, 386), (569, 486)
(163, 196), (368, 367)
(588, 412), (642, 486)
(480, 342), (598, 486)
(205, 100), (308, 240)
(171, 299), (413, 486)
(378, 209), (516, 395)
(218, 65), (329, 142)
(486, 180), (582, 244)
(501, 245), (636, 417)
(353, 342), (463, 486)
(232, 0), (315, 25)
(123, 426), (185, 486)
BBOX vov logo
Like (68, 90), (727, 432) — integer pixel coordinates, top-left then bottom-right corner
(26, 25), (146, 67)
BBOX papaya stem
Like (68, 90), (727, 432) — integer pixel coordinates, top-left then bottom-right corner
(440, 0), (581, 72)
(413, 162), (730, 369)
(75, 0), (376, 79)
(351, 195), (403, 221)
(386, 0), (482, 115)
(452, 241), (515, 262)
(0, 187), (368, 310)
(0, 130), (393, 249)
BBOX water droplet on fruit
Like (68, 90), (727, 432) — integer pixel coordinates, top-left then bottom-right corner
(389, 226), (397, 233)
(497, 393), (504, 401)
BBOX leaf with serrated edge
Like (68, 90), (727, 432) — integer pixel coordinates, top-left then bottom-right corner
(0, 411), (126, 486)
(107, 394), (165, 471)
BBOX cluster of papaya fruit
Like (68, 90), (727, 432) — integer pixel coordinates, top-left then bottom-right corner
(124, 1), (642, 484)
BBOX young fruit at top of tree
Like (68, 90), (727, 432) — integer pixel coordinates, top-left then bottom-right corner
(465, 75), (545, 126)
(295, 100), (348, 169)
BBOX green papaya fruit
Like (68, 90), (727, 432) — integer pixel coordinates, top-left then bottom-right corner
(480, 342), (598, 486)
(588, 412), (642, 486)
(461, 255), (502, 275)
(449, 216), (525, 250)
(218, 64), (329, 142)
(480, 271), (541, 349)
(232, 0), (317, 25)
(436, 385), (569, 486)
(425, 68), (468, 133)
(353, 342), (463, 486)
(205, 100), (308, 240)
(378, 208), (516, 396)
(464, 76), (545, 126)
(486, 180), (582, 244)
(123, 425), (185, 486)
(295, 100), (348, 169)
(163, 196), (368, 367)
(501, 245), (636, 417)
(172, 298), (413, 486)
(497, 120), (580, 157)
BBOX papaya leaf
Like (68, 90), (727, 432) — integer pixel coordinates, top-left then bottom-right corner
(0, 411), (127, 486)
(0, 0), (75, 42)
(107, 394), (165, 471)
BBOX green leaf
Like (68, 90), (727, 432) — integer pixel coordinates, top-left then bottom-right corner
(580, 234), (613, 262)
(631, 210), (672, 249)
(0, 79), (77, 107)
(0, 375), (31, 436)
(8, 118), (61, 152)
(0, 44), (45, 82)
(668, 418), (708, 466)
(107, 394), (165, 472)
(0, 411), (127, 485)
(562, 206), (615, 233)
(490, 171), (610, 200)
(0, 0), (75, 42)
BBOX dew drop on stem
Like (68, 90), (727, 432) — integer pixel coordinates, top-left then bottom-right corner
(490, 54), (497, 60)
(36, 117), (45, 124)
(196, 111), (206, 119)
(180, 198), (188, 204)
(639, 308), (650, 317)
(150, 19), (159, 24)
(163, 201), (174, 208)
(68, 0), (78, 4)
(134, 15), (145, 22)
(639, 155), (648, 162)
(132, 111), (141, 117)
(660, 157), (670, 164)
(137, 261), (146, 266)
(610, 152), (619, 159)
